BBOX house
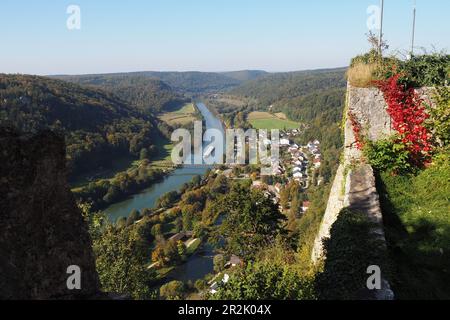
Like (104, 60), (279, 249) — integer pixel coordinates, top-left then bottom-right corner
(209, 274), (230, 294)
(293, 160), (302, 166)
(293, 172), (304, 179)
(293, 166), (302, 173)
(313, 139), (320, 145)
(313, 158), (321, 168)
(226, 255), (244, 268)
(280, 138), (290, 146)
(302, 201), (311, 212)
(252, 180), (265, 190)
(274, 183), (282, 193)
(169, 231), (193, 242)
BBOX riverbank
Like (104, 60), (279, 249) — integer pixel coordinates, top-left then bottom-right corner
(102, 101), (224, 222)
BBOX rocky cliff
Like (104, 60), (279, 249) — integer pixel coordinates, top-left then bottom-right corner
(0, 128), (100, 299)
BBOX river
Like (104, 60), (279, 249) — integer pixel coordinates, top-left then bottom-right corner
(104, 102), (224, 284)
(104, 102), (224, 222)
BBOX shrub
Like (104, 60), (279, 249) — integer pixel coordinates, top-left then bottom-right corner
(398, 54), (450, 87)
(159, 280), (185, 300)
(210, 262), (316, 300)
(363, 136), (412, 174)
(426, 87), (450, 146)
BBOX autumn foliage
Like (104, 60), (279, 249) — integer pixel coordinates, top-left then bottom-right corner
(376, 74), (432, 165)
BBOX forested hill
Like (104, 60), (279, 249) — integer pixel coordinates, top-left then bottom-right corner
(53, 74), (187, 113)
(55, 70), (268, 97)
(0, 74), (169, 178)
(220, 70), (268, 82)
(231, 67), (347, 106)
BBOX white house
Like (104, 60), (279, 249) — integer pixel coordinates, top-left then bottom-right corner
(293, 172), (304, 179)
(293, 167), (302, 173)
(280, 138), (290, 146)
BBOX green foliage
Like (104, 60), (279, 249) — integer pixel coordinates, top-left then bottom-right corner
(92, 223), (155, 300)
(73, 162), (165, 211)
(363, 136), (412, 173)
(426, 87), (450, 146)
(54, 74), (187, 113)
(316, 208), (389, 300)
(378, 152), (450, 299)
(213, 255), (226, 273)
(211, 262), (316, 300)
(216, 185), (287, 259)
(398, 54), (450, 87)
(0, 74), (166, 179)
(159, 280), (186, 300)
(232, 68), (347, 106)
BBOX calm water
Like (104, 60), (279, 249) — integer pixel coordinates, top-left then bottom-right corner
(104, 102), (224, 283)
(104, 102), (224, 222)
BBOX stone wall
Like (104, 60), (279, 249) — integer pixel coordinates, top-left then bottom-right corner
(0, 128), (100, 299)
(311, 84), (399, 299)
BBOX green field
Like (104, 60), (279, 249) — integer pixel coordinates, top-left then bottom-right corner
(159, 103), (198, 126)
(248, 111), (300, 130)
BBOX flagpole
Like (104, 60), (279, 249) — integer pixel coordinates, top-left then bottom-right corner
(379, 0), (384, 55)
(411, 0), (417, 57)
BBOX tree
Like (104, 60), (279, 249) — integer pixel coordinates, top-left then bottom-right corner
(159, 281), (185, 300)
(211, 262), (316, 300)
(217, 185), (287, 259)
(127, 209), (141, 226)
(164, 240), (181, 265)
(213, 254), (226, 273)
(93, 224), (155, 300)
(151, 224), (162, 237)
(152, 246), (165, 264)
(140, 147), (150, 160)
(177, 240), (187, 261)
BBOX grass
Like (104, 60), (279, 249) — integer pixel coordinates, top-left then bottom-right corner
(377, 153), (450, 299)
(159, 103), (198, 126)
(347, 62), (378, 88)
(248, 111), (300, 130)
(186, 238), (201, 255)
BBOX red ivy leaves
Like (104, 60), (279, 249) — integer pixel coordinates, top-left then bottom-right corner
(376, 74), (432, 165)
(348, 111), (365, 150)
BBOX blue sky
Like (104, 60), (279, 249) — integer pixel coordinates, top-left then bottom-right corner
(0, 0), (448, 74)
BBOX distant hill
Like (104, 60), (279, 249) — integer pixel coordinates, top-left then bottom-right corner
(221, 70), (268, 82)
(231, 67), (347, 106)
(0, 74), (168, 178)
(54, 70), (270, 96)
(53, 74), (187, 113)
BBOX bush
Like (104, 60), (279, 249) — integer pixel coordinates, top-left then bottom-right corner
(363, 136), (412, 174)
(159, 280), (185, 300)
(210, 262), (316, 300)
(398, 54), (450, 87)
(426, 87), (450, 146)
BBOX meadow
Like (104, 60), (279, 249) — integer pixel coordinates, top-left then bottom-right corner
(248, 111), (300, 130)
(159, 103), (198, 126)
